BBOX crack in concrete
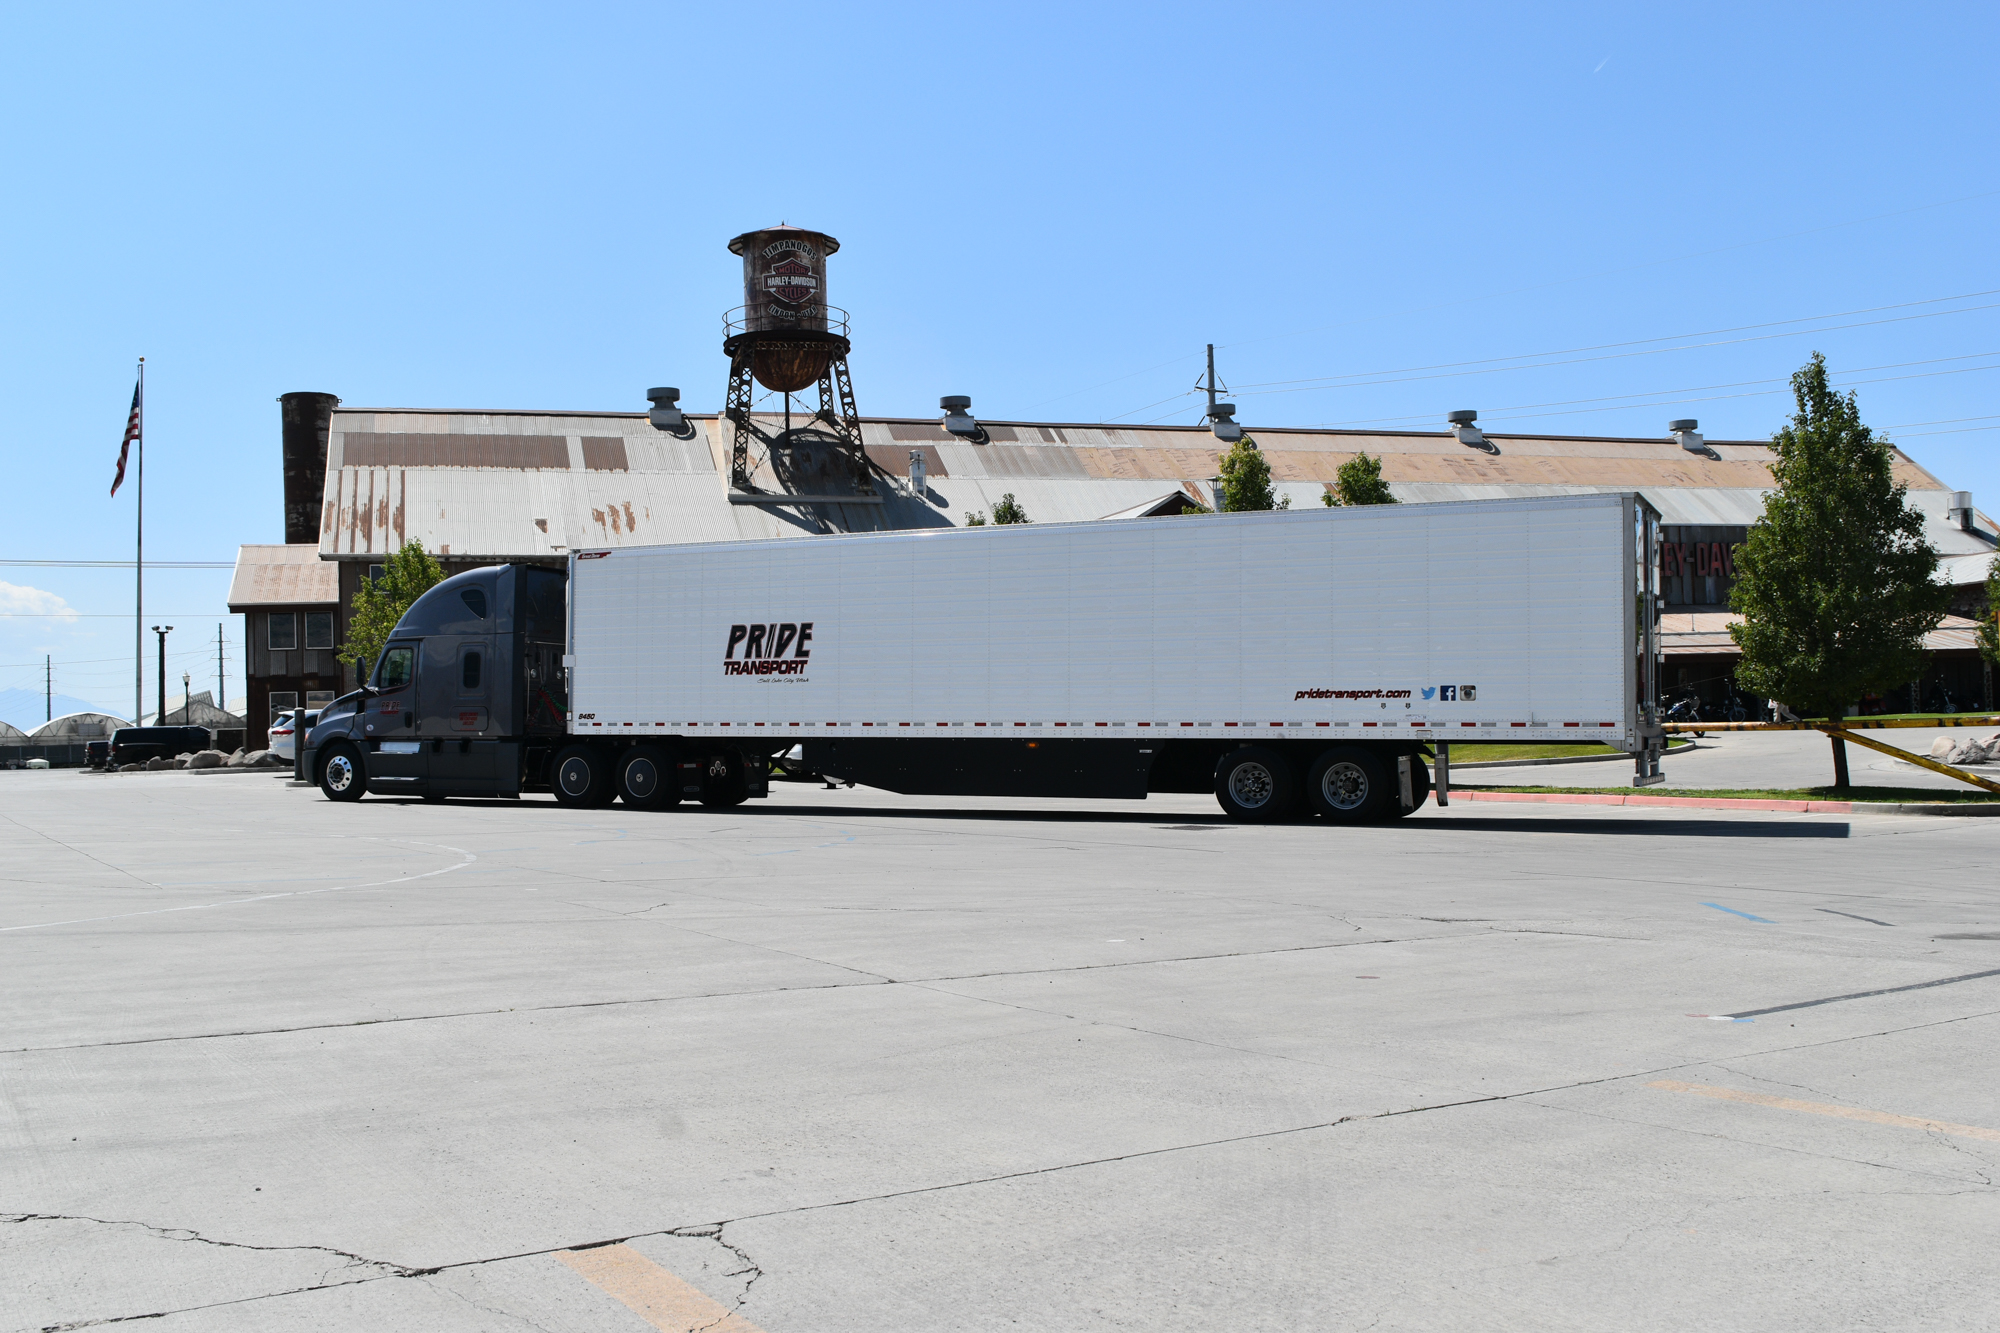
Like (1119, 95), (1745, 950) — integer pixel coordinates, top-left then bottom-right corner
(4, 931), (1490, 1056)
(1, 1211), (416, 1278)
(16, 1007), (2000, 1329)
(667, 1222), (766, 1331)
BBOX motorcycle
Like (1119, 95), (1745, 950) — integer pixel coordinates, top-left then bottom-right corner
(1665, 692), (1708, 738)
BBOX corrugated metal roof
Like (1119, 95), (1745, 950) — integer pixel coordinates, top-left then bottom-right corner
(314, 407), (1983, 561)
(227, 545), (340, 608)
(1660, 612), (1985, 657)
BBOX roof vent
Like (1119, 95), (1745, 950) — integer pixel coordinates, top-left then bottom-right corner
(646, 387), (697, 440)
(1208, 401), (1244, 444)
(941, 395), (988, 444)
(1948, 490), (1976, 531)
(1669, 419), (1705, 452)
(1447, 410), (1491, 450)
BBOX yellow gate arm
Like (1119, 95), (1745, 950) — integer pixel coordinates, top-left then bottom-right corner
(1821, 728), (2000, 796)
(1659, 714), (2000, 795)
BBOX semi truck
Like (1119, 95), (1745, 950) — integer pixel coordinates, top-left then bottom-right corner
(303, 491), (1665, 821)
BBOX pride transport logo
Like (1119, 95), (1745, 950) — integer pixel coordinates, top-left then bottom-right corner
(724, 622), (814, 677)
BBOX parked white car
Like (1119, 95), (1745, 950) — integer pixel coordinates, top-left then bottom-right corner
(267, 710), (320, 762)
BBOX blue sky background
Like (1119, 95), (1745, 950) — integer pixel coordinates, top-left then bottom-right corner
(2, 2), (1995, 724)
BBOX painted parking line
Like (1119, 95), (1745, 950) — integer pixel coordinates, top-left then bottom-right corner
(1702, 902), (1775, 923)
(557, 1243), (766, 1333)
(1647, 1080), (2000, 1143)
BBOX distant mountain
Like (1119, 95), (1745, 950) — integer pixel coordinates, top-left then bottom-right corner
(0, 688), (126, 732)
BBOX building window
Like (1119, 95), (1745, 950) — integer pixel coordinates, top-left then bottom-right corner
(305, 690), (335, 709)
(305, 612), (334, 649)
(268, 612), (297, 651)
(269, 691), (298, 725)
(367, 565), (385, 582)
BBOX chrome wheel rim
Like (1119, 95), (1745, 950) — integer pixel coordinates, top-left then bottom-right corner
(1321, 761), (1369, 811)
(1228, 761), (1275, 809)
(559, 758), (592, 796)
(325, 755), (355, 792)
(625, 759), (657, 798)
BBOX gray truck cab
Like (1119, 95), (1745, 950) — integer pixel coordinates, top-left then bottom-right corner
(305, 564), (568, 801)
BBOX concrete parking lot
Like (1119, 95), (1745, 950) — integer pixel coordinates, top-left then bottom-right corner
(4, 769), (1997, 1332)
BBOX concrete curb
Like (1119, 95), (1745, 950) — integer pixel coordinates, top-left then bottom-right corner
(1450, 741), (1698, 770)
(86, 764), (288, 777)
(1454, 789), (2000, 816)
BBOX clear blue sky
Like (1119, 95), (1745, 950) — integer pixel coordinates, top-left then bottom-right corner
(3, 2), (1995, 722)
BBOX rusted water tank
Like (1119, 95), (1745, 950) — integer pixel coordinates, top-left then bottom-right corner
(279, 391), (341, 545)
(725, 225), (846, 393)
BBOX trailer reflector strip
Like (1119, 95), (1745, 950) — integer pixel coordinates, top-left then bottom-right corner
(1599, 722), (1617, 727)
(1563, 722), (1580, 727)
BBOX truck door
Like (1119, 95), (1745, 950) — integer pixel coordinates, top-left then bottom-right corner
(428, 639), (500, 791)
(362, 641), (426, 790)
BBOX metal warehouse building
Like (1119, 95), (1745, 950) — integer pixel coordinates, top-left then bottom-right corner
(226, 398), (1998, 737)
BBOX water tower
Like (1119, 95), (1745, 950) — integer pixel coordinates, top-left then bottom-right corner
(720, 224), (878, 506)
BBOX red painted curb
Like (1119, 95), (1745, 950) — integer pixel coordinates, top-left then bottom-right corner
(1456, 790), (1853, 814)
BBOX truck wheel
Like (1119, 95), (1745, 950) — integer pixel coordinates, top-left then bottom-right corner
(699, 750), (750, 808)
(553, 744), (614, 807)
(1214, 746), (1295, 822)
(1306, 747), (1392, 822)
(318, 745), (367, 802)
(617, 746), (678, 809)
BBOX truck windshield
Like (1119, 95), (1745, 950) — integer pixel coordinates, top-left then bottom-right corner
(375, 646), (415, 690)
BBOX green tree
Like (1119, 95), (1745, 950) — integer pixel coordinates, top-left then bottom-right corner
(989, 492), (1031, 525)
(336, 540), (448, 684)
(1217, 437), (1289, 511)
(1729, 354), (1948, 786)
(1978, 557), (2000, 676)
(962, 511), (986, 526)
(1322, 451), (1398, 506)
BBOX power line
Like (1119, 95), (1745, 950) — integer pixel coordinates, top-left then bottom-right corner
(1309, 352), (2000, 430)
(0, 560), (232, 569)
(1231, 288), (2000, 392)
(1228, 298), (2000, 400)
(1216, 189), (2000, 356)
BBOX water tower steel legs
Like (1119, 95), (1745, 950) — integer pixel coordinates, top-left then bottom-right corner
(723, 345), (873, 496)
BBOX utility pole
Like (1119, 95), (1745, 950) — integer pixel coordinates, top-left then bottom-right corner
(152, 625), (173, 724)
(46, 656), (52, 722)
(135, 358), (145, 725)
(217, 624), (226, 713)
(183, 672), (191, 727)
(1204, 344), (1217, 420)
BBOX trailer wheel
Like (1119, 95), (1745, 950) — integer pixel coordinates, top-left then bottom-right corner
(1306, 747), (1393, 822)
(318, 745), (367, 802)
(617, 746), (678, 809)
(1214, 746), (1295, 822)
(699, 750), (750, 808)
(553, 744), (614, 807)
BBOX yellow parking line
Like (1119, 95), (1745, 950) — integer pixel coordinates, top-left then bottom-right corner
(1648, 1080), (2000, 1143)
(556, 1243), (768, 1333)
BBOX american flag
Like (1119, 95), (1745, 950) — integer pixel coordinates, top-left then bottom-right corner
(111, 378), (140, 496)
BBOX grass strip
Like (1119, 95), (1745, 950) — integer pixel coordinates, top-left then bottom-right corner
(1454, 784), (2000, 804)
(1440, 743), (1623, 761)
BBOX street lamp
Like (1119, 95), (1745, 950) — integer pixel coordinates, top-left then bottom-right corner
(182, 672), (191, 726)
(151, 625), (173, 723)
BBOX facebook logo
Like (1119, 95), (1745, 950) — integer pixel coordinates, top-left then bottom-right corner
(1439, 685), (1457, 701)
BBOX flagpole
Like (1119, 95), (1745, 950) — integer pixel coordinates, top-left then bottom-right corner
(135, 357), (144, 724)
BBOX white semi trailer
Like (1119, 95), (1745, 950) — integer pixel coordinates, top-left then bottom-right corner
(305, 492), (1665, 821)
